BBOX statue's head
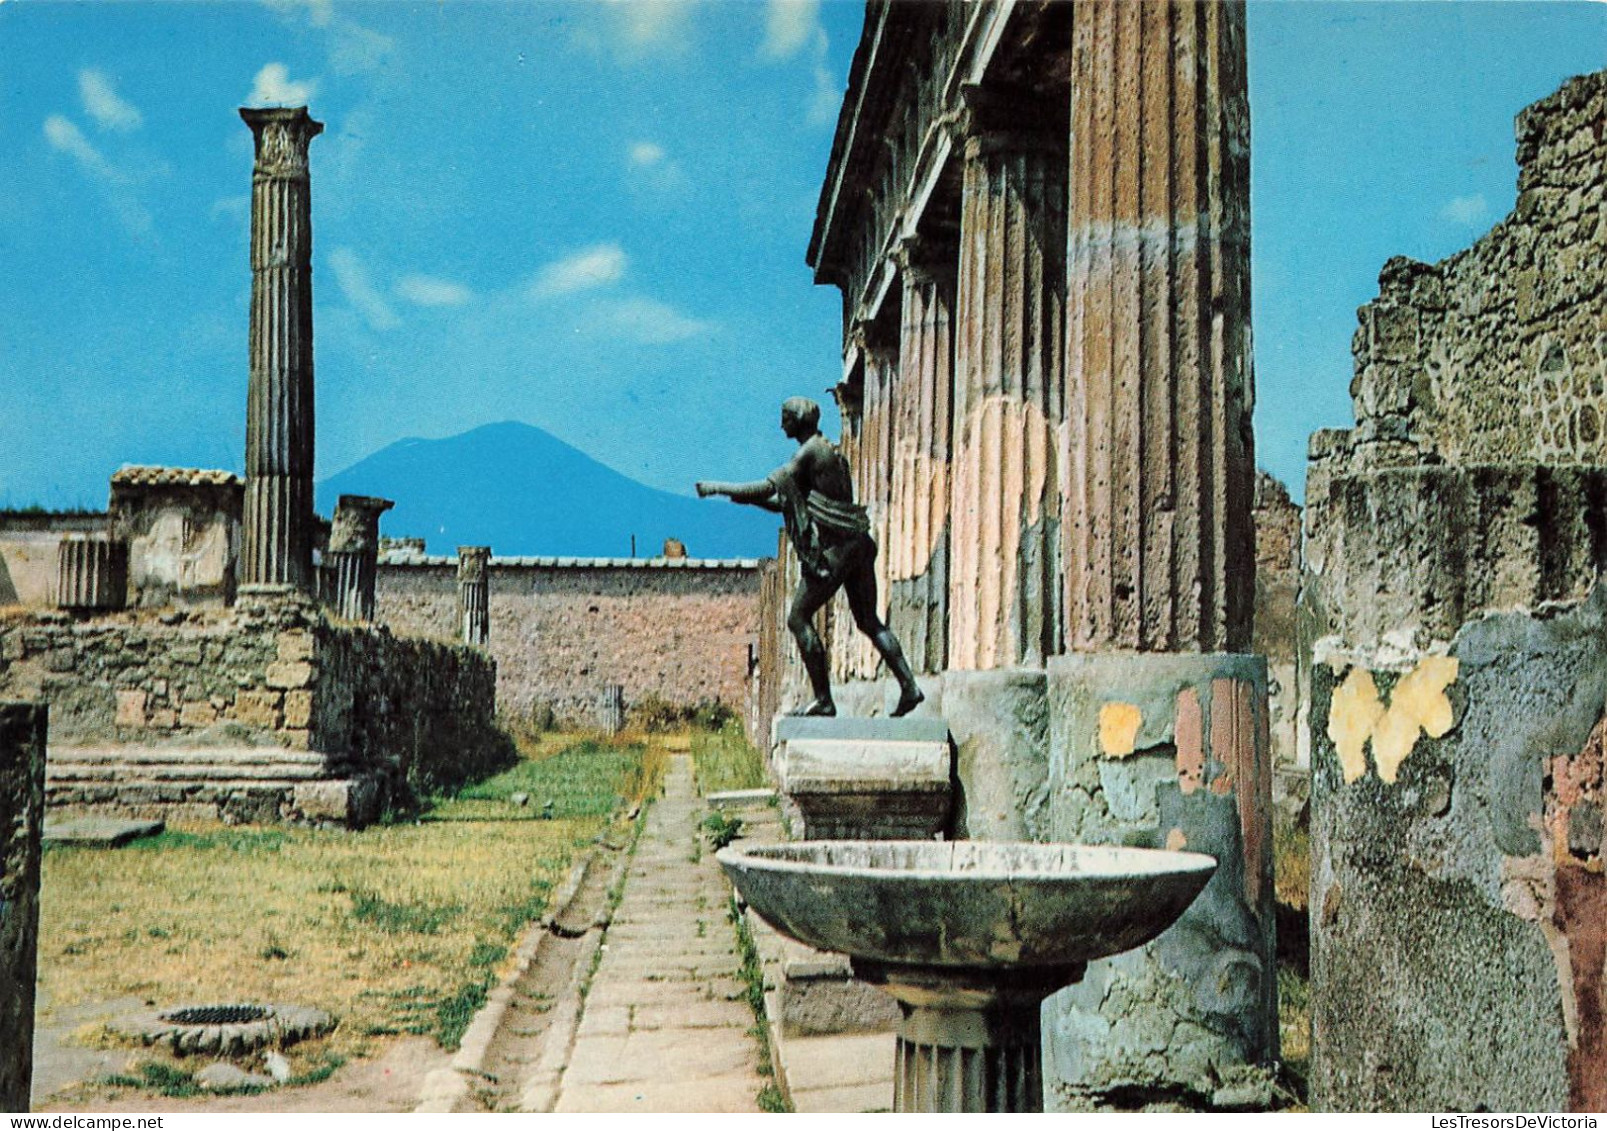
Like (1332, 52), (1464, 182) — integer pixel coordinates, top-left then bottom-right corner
(780, 396), (820, 439)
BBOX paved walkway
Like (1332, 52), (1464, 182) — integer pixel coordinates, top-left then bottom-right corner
(549, 754), (766, 1113)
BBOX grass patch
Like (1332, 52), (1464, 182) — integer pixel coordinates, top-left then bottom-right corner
(727, 895), (790, 1112)
(1278, 964), (1311, 1104)
(691, 720), (771, 795)
(36, 732), (674, 1074)
(425, 733), (657, 823)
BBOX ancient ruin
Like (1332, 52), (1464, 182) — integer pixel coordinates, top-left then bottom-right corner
(757, 0), (1275, 1110)
(1304, 69), (1607, 1113)
(0, 702), (45, 1112)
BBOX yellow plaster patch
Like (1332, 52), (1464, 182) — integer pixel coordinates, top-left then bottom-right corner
(1328, 668), (1385, 784)
(1099, 702), (1143, 757)
(1164, 828), (1188, 851)
(1372, 655), (1459, 783)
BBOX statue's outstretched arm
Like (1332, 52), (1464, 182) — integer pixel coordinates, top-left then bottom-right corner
(695, 477), (782, 511)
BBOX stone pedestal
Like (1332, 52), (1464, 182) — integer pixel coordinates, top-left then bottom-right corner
(0, 702), (46, 1113)
(325, 494), (392, 622)
(856, 962), (1072, 1113)
(55, 536), (128, 611)
(1043, 652), (1274, 1109)
(773, 716), (952, 840)
(240, 106), (322, 593)
(457, 546), (490, 648)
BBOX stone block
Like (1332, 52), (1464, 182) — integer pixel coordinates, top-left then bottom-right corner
(290, 777), (382, 828)
(280, 728), (311, 751)
(178, 701), (217, 729)
(282, 689), (313, 729)
(147, 708), (177, 729)
(232, 690), (283, 728)
(774, 716), (952, 840)
(115, 689), (148, 728)
(276, 632), (315, 663)
(265, 660), (314, 690)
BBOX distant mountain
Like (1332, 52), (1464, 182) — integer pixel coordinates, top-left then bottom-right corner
(316, 421), (780, 560)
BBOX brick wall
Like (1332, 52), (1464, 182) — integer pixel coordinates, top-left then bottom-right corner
(376, 558), (764, 726)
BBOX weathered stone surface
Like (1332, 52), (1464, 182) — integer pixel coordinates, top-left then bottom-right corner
(775, 716), (952, 840)
(1063, 0), (1255, 655)
(240, 106), (322, 593)
(380, 556), (760, 726)
(1303, 69), (1607, 1114)
(323, 495), (392, 623)
(1045, 652), (1275, 1110)
(41, 816), (163, 847)
(55, 536), (128, 612)
(109, 468), (242, 609)
(1254, 473), (1303, 772)
(0, 702), (45, 1113)
(456, 546), (491, 648)
(944, 669), (1050, 842)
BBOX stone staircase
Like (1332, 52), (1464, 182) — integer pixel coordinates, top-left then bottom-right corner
(45, 744), (386, 826)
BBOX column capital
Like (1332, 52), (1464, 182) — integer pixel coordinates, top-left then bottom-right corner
(457, 546), (492, 582)
(891, 233), (958, 288)
(954, 83), (1067, 159)
(240, 106), (324, 177)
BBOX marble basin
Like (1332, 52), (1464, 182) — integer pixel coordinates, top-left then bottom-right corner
(717, 840), (1216, 971)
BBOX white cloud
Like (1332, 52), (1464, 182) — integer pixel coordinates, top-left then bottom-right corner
(530, 244), (628, 298)
(43, 114), (153, 238)
(587, 296), (715, 345)
(44, 115), (117, 179)
(582, 0), (695, 59)
(628, 141), (666, 167)
(328, 247), (399, 330)
(1439, 194), (1489, 227)
(263, 0), (393, 74)
(78, 69), (142, 132)
(395, 274), (472, 307)
(760, 0), (819, 60)
(807, 61), (840, 126)
(247, 63), (318, 107)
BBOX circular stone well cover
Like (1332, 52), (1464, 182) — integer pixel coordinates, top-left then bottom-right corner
(112, 1002), (334, 1056)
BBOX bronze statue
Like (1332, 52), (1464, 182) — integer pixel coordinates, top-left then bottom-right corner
(697, 397), (924, 718)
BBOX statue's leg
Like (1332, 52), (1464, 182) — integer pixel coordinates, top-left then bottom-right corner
(843, 546), (925, 718)
(787, 577), (837, 716)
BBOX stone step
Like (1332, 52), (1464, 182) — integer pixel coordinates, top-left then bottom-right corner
(47, 745), (330, 767)
(45, 745), (344, 784)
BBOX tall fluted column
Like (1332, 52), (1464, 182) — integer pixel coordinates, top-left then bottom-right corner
(325, 495), (392, 622)
(1063, 0), (1254, 654)
(240, 106), (323, 593)
(948, 87), (1067, 671)
(888, 235), (957, 674)
(457, 546), (491, 647)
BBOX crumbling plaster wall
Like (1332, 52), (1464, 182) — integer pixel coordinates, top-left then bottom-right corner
(377, 560), (761, 725)
(0, 513), (107, 608)
(1304, 69), (1607, 1113)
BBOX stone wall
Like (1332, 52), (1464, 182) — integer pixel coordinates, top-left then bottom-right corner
(376, 556), (763, 726)
(1254, 472), (1302, 771)
(0, 595), (501, 819)
(1303, 69), (1607, 1113)
(0, 702), (45, 1112)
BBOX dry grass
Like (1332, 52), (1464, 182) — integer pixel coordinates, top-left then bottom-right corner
(690, 721), (771, 795)
(38, 731), (667, 1082)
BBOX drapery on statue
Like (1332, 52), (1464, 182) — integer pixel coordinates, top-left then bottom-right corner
(697, 397), (925, 718)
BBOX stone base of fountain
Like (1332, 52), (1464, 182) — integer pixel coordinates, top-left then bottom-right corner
(772, 717), (952, 840)
(857, 961), (1081, 1113)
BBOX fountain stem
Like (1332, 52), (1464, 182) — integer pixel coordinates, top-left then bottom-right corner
(857, 959), (1083, 1113)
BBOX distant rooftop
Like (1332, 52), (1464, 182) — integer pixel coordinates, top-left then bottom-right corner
(111, 466), (242, 488)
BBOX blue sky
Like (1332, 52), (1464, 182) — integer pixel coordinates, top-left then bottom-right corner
(1, 1), (1604, 515)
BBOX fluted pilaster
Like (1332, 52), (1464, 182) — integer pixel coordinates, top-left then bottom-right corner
(1063, 0), (1254, 653)
(887, 236), (956, 675)
(457, 546), (491, 648)
(324, 494), (392, 622)
(949, 87), (1068, 670)
(832, 338), (898, 683)
(240, 106), (323, 593)
(55, 536), (128, 611)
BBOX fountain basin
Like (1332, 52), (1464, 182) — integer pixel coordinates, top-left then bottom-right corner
(717, 840), (1216, 970)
